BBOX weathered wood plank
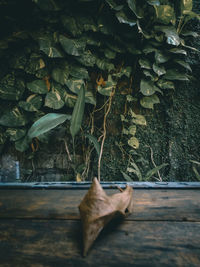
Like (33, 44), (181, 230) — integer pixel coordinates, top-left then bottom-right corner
(0, 219), (199, 267)
(0, 189), (200, 221)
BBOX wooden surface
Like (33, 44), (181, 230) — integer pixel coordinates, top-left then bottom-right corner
(0, 188), (200, 266)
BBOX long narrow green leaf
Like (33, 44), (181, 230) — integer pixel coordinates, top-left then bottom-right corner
(121, 171), (133, 182)
(70, 84), (85, 138)
(85, 134), (100, 156)
(28, 113), (71, 139)
(145, 163), (168, 180)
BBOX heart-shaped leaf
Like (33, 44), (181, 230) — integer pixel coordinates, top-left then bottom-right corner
(6, 128), (27, 141)
(154, 5), (176, 25)
(45, 91), (65, 110)
(59, 35), (86, 56)
(19, 95), (42, 112)
(153, 63), (166, 76)
(52, 62), (69, 85)
(0, 107), (28, 127)
(157, 79), (175, 90)
(140, 79), (158, 96)
(163, 69), (189, 81)
(27, 80), (48, 94)
(140, 94), (160, 109)
(128, 136), (139, 149)
(38, 35), (63, 58)
(154, 26), (180, 46)
(127, 0), (143, 19)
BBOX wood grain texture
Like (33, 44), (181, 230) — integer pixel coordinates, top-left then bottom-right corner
(0, 189), (200, 221)
(0, 219), (200, 267)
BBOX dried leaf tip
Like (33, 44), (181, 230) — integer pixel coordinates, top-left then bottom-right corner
(79, 177), (134, 256)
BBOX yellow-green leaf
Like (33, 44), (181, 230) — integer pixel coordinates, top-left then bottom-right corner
(128, 136), (139, 149)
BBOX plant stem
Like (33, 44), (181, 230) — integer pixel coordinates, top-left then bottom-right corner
(72, 137), (75, 163)
(148, 145), (162, 182)
(97, 91), (115, 181)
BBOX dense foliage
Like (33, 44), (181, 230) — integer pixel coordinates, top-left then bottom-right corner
(0, 0), (199, 180)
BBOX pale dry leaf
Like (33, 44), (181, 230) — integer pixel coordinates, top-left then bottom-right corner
(79, 177), (134, 256)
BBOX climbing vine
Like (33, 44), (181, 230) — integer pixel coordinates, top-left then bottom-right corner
(0, 0), (199, 180)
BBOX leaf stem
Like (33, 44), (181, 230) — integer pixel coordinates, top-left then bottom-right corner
(98, 90), (115, 181)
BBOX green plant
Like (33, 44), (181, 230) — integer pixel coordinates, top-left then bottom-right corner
(0, 0), (199, 180)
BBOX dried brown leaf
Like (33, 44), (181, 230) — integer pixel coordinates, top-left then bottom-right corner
(79, 178), (134, 256)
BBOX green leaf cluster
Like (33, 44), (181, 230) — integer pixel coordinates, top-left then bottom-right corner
(0, 0), (198, 152)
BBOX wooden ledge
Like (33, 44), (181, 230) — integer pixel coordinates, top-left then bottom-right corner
(0, 185), (200, 266)
(1, 181), (200, 189)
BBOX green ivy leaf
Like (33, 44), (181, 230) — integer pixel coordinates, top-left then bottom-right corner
(15, 135), (31, 152)
(128, 125), (137, 136)
(97, 75), (116, 96)
(65, 94), (76, 108)
(45, 91), (65, 110)
(180, 0), (193, 15)
(163, 69), (189, 81)
(116, 11), (137, 27)
(139, 59), (152, 69)
(143, 45), (157, 54)
(154, 26), (180, 46)
(0, 107), (28, 127)
(104, 48), (116, 59)
(174, 59), (192, 72)
(143, 70), (157, 81)
(155, 50), (170, 63)
(69, 65), (89, 79)
(27, 80), (48, 94)
(140, 94), (160, 109)
(38, 36), (63, 58)
(127, 0), (143, 19)
(181, 31), (198, 38)
(153, 63), (166, 76)
(85, 91), (96, 105)
(52, 62), (69, 85)
(154, 5), (176, 25)
(70, 84), (85, 138)
(19, 95), (42, 112)
(106, 0), (123, 11)
(61, 16), (81, 37)
(157, 79), (175, 90)
(6, 128), (27, 141)
(59, 35), (86, 56)
(130, 110), (147, 126)
(140, 79), (157, 96)
(95, 58), (114, 71)
(114, 66), (132, 78)
(169, 48), (187, 55)
(66, 79), (84, 94)
(75, 50), (96, 67)
(128, 136), (139, 149)
(0, 74), (25, 101)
